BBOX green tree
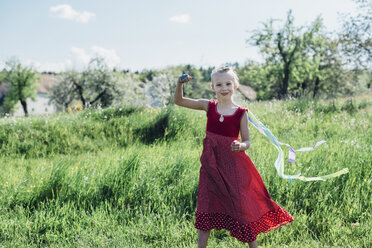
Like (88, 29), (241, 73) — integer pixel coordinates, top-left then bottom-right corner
(247, 11), (351, 99)
(158, 65), (214, 100)
(1, 59), (39, 116)
(339, 0), (372, 89)
(339, 0), (372, 70)
(48, 71), (78, 111)
(237, 60), (274, 100)
(248, 10), (302, 99)
(49, 57), (120, 110)
(292, 17), (351, 98)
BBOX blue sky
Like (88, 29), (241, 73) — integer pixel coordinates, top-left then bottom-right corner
(0, 0), (357, 72)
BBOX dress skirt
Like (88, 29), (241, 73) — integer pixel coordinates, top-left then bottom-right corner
(194, 131), (294, 243)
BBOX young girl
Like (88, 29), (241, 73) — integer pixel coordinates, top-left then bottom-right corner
(174, 66), (294, 248)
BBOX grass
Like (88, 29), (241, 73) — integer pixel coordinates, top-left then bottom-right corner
(0, 94), (371, 247)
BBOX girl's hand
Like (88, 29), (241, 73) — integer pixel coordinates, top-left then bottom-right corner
(231, 140), (241, 152)
(178, 74), (192, 84)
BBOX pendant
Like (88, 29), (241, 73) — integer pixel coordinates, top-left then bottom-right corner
(219, 115), (224, 122)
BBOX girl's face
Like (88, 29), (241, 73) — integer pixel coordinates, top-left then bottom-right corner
(211, 72), (237, 99)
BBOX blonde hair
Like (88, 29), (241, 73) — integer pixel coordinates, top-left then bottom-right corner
(211, 65), (240, 88)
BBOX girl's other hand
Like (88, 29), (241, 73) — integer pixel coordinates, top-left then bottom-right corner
(178, 74), (192, 84)
(231, 140), (241, 152)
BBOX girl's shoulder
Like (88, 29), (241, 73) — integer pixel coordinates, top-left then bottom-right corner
(206, 99), (217, 113)
(235, 104), (248, 112)
(235, 105), (248, 122)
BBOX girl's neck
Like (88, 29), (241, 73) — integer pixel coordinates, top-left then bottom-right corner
(217, 97), (235, 106)
(216, 99), (237, 112)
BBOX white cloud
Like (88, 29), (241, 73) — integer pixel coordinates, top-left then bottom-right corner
(91, 46), (121, 68)
(169, 14), (190, 24)
(68, 46), (121, 70)
(23, 59), (68, 72)
(49, 4), (95, 23)
(3, 46), (121, 73)
(70, 46), (91, 66)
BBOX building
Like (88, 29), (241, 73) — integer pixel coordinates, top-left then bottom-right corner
(0, 74), (58, 116)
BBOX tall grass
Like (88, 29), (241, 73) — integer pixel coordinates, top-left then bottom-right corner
(0, 95), (371, 247)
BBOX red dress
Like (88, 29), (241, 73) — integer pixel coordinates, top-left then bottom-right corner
(194, 100), (294, 243)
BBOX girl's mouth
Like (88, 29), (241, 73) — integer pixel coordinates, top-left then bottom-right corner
(221, 92), (229, 96)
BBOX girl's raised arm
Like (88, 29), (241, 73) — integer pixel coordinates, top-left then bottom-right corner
(174, 75), (209, 111)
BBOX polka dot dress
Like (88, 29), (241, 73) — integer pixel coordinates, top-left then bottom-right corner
(195, 208), (293, 243)
(194, 100), (294, 243)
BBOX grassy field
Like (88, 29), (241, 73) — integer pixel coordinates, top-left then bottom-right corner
(0, 94), (371, 247)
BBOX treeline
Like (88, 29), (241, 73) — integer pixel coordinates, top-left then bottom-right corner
(0, 2), (371, 116)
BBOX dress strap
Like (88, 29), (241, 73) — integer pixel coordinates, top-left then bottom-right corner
(237, 107), (248, 121)
(207, 100), (217, 115)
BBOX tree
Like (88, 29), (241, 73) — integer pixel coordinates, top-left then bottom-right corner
(49, 57), (120, 110)
(339, 0), (372, 89)
(340, 0), (372, 70)
(48, 71), (79, 111)
(248, 10), (302, 99)
(292, 17), (351, 98)
(1, 59), (39, 116)
(237, 60), (274, 100)
(247, 11), (351, 99)
(144, 72), (177, 107)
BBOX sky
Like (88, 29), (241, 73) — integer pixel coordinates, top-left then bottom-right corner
(0, 0), (358, 72)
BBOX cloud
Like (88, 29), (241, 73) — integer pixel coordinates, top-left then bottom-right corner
(49, 4), (95, 23)
(169, 14), (190, 24)
(3, 46), (121, 73)
(70, 46), (91, 65)
(21, 59), (69, 72)
(91, 46), (121, 68)
(69, 46), (121, 69)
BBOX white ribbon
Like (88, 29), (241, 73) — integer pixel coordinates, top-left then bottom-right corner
(247, 110), (349, 182)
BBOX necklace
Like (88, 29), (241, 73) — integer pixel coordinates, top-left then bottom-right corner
(217, 104), (225, 122)
(217, 103), (238, 122)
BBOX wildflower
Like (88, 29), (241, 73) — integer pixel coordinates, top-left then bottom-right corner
(73, 103), (83, 111)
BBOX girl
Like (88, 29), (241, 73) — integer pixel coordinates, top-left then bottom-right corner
(174, 66), (294, 248)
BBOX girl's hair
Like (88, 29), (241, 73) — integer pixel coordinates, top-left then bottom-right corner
(211, 65), (240, 88)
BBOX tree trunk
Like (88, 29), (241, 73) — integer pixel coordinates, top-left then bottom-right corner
(20, 99), (28, 116)
(72, 80), (86, 106)
(301, 80), (307, 94)
(89, 89), (107, 105)
(313, 77), (320, 98)
(281, 63), (290, 98)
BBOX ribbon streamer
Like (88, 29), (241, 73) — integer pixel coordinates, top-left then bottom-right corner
(247, 110), (349, 182)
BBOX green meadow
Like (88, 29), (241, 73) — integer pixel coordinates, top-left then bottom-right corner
(0, 95), (371, 247)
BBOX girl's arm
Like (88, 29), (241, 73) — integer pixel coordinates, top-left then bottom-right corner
(174, 76), (209, 111)
(231, 111), (250, 152)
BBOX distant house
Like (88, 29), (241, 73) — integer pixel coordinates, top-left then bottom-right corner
(0, 74), (58, 116)
(238, 84), (257, 101)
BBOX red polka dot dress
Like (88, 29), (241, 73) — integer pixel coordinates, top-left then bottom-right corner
(194, 100), (294, 243)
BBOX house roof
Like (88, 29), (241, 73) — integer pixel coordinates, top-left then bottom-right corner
(0, 83), (7, 93)
(38, 74), (56, 93)
(238, 84), (257, 100)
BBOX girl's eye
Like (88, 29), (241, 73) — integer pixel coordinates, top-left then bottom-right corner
(227, 83), (231, 85)
(216, 84), (221, 86)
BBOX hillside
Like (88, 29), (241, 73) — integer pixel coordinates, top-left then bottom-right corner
(0, 95), (371, 247)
